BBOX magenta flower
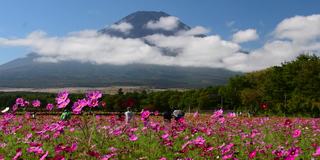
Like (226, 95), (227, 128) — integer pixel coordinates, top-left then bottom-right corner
(32, 100), (41, 107)
(55, 91), (70, 108)
(24, 100), (30, 106)
(249, 149), (257, 159)
(161, 133), (170, 140)
(15, 98), (25, 106)
(285, 147), (300, 160)
(129, 134), (138, 141)
(212, 109), (223, 118)
(12, 104), (19, 112)
(227, 112), (236, 118)
(12, 148), (22, 160)
(101, 153), (116, 160)
(27, 146), (44, 155)
(193, 136), (205, 146)
(159, 158), (167, 160)
(57, 98), (70, 109)
(46, 103), (54, 111)
(72, 99), (87, 114)
(40, 151), (49, 160)
(65, 143), (78, 153)
(220, 143), (234, 155)
(55, 91), (69, 104)
(292, 129), (301, 138)
(87, 99), (99, 108)
(222, 153), (233, 160)
(86, 90), (102, 100)
(112, 129), (122, 136)
(141, 110), (150, 120)
(313, 146), (320, 157)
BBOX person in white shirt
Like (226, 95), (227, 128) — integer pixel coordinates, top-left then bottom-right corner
(124, 107), (134, 125)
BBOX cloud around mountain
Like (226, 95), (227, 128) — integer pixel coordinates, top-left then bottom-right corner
(146, 16), (179, 31)
(110, 22), (133, 34)
(0, 14), (320, 72)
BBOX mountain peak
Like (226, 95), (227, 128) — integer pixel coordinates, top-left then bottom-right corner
(99, 10), (191, 38)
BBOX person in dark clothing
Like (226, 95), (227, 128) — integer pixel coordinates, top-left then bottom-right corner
(163, 110), (172, 123)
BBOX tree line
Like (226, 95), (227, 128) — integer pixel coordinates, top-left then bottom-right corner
(0, 54), (319, 117)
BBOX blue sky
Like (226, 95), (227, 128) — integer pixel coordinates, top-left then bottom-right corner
(0, 0), (319, 68)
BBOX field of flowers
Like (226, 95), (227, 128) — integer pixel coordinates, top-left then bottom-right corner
(0, 91), (319, 160)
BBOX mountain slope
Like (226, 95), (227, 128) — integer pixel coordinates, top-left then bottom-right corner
(99, 11), (190, 38)
(0, 54), (239, 88)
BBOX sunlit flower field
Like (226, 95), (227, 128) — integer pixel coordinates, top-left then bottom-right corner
(0, 91), (319, 160)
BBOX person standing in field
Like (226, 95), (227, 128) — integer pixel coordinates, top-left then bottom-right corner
(172, 109), (185, 121)
(60, 109), (71, 121)
(163, 110), (172, 123)
(124, 107), (134, 125)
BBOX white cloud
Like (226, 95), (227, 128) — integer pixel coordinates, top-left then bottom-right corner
(176, 26), (210, 36)
(274, 14), (320, 42)
(232, 29), (259, 43)
(0, 14), (320, 72)
(110, 22), (133, 33)
(146, 16), (179, 31)
(225, 14), (320, 71)
(145, 34), (240, 68)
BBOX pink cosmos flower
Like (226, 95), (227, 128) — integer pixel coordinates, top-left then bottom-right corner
(161, 133), (170, 140)
(249, 149), (257, 159)
(72, 99), (87, 114)
(12, 104), (19, 112)
(32, 100), (41, 107)
(57, 98), (70, 109)
(313, 146), (320, 157)
(55, 91), (69, 104)
(227, 112), (236, 118)
(15, 98), (25, 106)
(141, 110), (150, 120)
(101, 153), (116, 160)
(46, 103), (54, 111)
(212, 109), (223, 118)
(40, 151), (49, 160)
(27, 146), (44, 155)
(193, 136), (206, 146)
(26, 133), (32, 139)
(129, 134), (138, 141)
(159, 158), (167, 160)
(285, 147), (300, 160)
(112, 129), (122, 136)
(222, 153), (233, 160)
(292, 129), (301, 138)
(24, 100), (30, 106)
(65, 143), (77, 153)
(12, 148), (22, 160)
(86, 90), (102, 100)
(53, 155), (65, 160)
(88, 99), (99, 108)
(220, 143), (234, 155)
